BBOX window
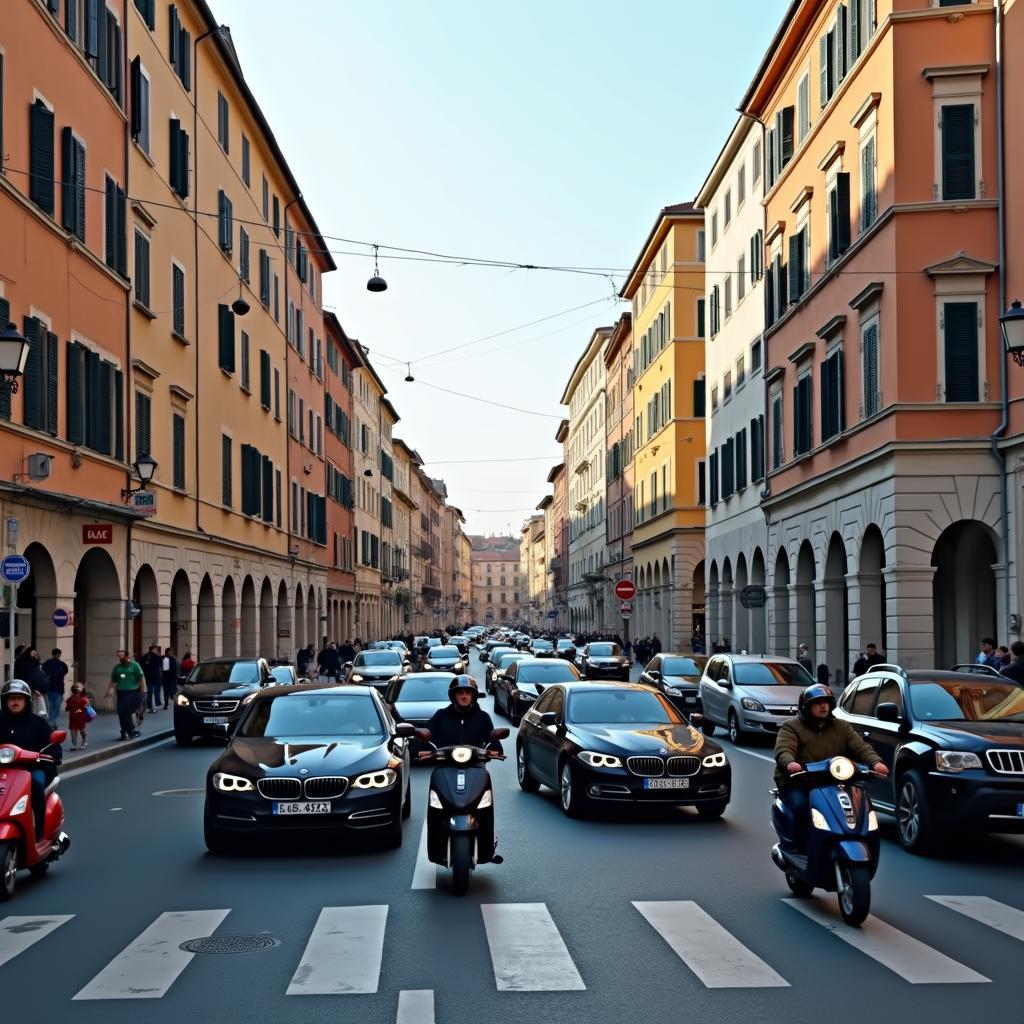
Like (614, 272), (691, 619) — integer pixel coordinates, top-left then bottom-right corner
(259, 249), (270, 307)
(63, 339), (121, 454)
(693, 377), (706, 417)
(133, 230), (150, 309)
(771, 390), (784, 470)
(218, 303), (235, 373)
(710, 285), (721, 336)
(129, 59), (150, 153)
(721, 438), (734, 499)
(943, 302), (979, 402)
(941, 104), (976, 201)
(821, 346), (845, 441)
(766, 105), (794, 187)
(724, 277), (732, 319)
(274, 368), (280, 420)
(172, 412), (185, 489)
(698, 460), (706, 506)
(749, 229), (764, 283)
(736, 355), (746, 388)
(169, 119), (189, 199)
(797, 71), (810, 144)
(752, 140), (762, 185)
(134, 390), (151, 457)
(239, 227), (250, 282)
(60, 128), (86, 241)
(724, 190), (732, 228)
(240, 330), (250, 391)
(697, 297), (706, 339)
(827, 173), (851, 263)
(751, 338), (762, 373)
(168, 5), (191, 89)
(222, 435), (233, 506)
(217, 91), (229, 152)
(711, 385), (719, 412)
(793, 372), (813, 456)
(709, 450), (719, 507)
(736, 427), (748, 491)
(217, 189), (233, 254)
(723, 370), (733, 402)
(262, 175), (269, 221)
(751, 415), (765, 482)
(172, 263), (185, 337)
(788, 227), (809, 301)
(241, 134), (250, 187)
(820, 23), (837, 109)
(696, 230), (706, 262)
(861, 318), (880, 418)
(737, 255), (746, 302)
(134, 0), (156, 30)
(259, 350), (271, 409)
(737, 166), (746, 207)
(88, 4), (123, 103)
(29, 99), (55, 217)
(273, 195), (280, 237)
(104, 175), (127, 276)
(711, 211), (718, 249)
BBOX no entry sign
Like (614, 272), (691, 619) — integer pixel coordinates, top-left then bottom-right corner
(614, 578), (636, 601)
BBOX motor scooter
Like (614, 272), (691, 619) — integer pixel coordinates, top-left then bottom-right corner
(0, 732), (71, 901)
(418, 727), (509, 896)
(770, 756), (880, 926)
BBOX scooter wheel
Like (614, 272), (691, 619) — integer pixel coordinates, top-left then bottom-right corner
(451, 833), (472, 897)
(785, 872), (813, 897)
(837, 862), (871, 926)
(0, 841), (17, 901)
(29, 860), (50, 879)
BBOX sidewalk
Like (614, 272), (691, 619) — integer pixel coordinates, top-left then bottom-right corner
(55, 706), (174, 771)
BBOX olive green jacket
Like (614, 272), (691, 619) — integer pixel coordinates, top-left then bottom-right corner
(773, 715), (881, 788)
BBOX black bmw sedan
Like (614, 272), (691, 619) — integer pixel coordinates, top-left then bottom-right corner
(516, 682), (730, 819)
(639, 654), (709, 714)
(345, 650), (408, 691)
(424, 645), (467, 674)
(174, 657), (274, 746)
(204, 684), (413, 852)
(575, 642), (631, 681)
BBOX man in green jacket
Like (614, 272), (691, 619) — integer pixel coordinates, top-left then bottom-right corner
(105, 649), (147, 741)
(774, 683), (888, 850)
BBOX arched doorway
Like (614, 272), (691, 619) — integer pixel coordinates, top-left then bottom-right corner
(198, 575), (215, 660)
(240, 576), (258, 658)
(131, 564), (159, 657)
(259, 579), (275, 658)
(750, 548), (767, 654)
(276, 580), (290, 659)
(734, 554), (749, 652)
(720, 558), (734, 649)
(772, 549), (790, 657)
(707, 561), (720, 645)
(73, 548), (121, 697)
(823, 533), (849, 683)
(16, 542), (57, 655)
(933, 521), (997, 667)
(859, 526), (886, 655)
(795, 542), (816, 662)
(170, 570), (192, 656)
(691, 560), (705, 650)
(221, 577), (238, 658)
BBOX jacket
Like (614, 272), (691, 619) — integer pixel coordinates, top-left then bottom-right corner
(0, 709), (61, 764)
(425, 705), (502, 752)
(773, 715), (881, 788)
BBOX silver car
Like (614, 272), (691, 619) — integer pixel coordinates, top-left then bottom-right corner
(698, 654), (816, 744)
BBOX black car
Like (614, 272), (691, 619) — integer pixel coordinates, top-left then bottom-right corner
(555, 639), (577, 661)
(530, 639), (556, 659)
(576, 642), (630, 681)
(204, 683), (413, 852)
(835, 666), (1024, 853)
(516, 682), (731, 819)
(494, 658), (580, 724)
(479, 640), (509, 664)
(174, 657), (274, 746)
(485, 650), (528, 693)
(640, 654), (709, 714)
(384, 672), (456, 755)
(424, 645), (467, 674)
(447, 636), (471, 656)
(346, 650), (408, 691)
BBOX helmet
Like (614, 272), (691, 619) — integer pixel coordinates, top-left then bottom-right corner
(448, 675), (479, 712)
(798, 683), (835, 721)
(1, 679), (32, 711)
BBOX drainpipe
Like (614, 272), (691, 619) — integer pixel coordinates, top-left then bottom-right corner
(283, 195), (301, 575)
(123, 16), (133, 650)
(991, 2), (1013, 638)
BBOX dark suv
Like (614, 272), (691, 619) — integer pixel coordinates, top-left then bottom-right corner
(174, 657), (273, 745)
(834, 664), (1024, 853)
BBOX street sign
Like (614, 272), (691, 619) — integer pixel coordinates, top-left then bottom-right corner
(0, 555), (30, 585)
(131, 491), (157, 517)
(740, 585), (767, 609)
(83, 524), (113, 544)
(614, 578), (636, 601)
(546, 610), (558, 619)
(620, 602), (633, 618)
(52, 608), (71, 628)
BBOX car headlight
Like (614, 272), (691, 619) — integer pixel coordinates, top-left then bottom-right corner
(175, 693), (190, 707)
(577, 751), (622, 768)
(350, 674), (364, 683)
(477, 789), (493, 809)
(212, 772), (254, 792)
(868, 811), (879, 831)
(0, 746), (15, 765)
(12, 795), (28, 815)
(664, 685), (684, 696)
(352, 769), (397, 789)
(242, 691), (258, 705)
(741, 698), (765, 712)
(811, 808), (831, 830)
(429, 789), (443, 809)
(934, 751), (983, 773)
(702, 752), (727, 768)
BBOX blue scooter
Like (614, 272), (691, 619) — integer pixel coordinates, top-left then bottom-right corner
(771, 756), (881, 925)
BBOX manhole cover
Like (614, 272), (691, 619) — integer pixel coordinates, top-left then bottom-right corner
(179, 935), (280, 954)
(152, 789), (204, 797)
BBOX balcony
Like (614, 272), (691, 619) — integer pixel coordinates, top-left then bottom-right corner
(574, 456), (591, 475)
(549, 557), (562, 571)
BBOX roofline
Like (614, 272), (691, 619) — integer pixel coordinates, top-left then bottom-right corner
(546, 461), (565, 483)
(555, 419), (569, 443)
(393, 437), (422, 464)
(323, 311), (366, 369)
(737, 0), (806, 116)
(559, 327), (612, 406)
(695, 114), (760, 207)
(380, 397), (400, 425)
(619, 206), (704, 300)
(358, 350), (389, 397)
(604, 311), (633, 366)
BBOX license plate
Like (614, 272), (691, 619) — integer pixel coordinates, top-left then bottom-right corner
(273, 802), (332, 815)
(644, 778), (690, 789)
(683, 697), (697, 705)
(203, 716), (229, 724)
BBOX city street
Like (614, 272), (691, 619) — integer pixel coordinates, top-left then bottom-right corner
(3, 653), (1022, 1024)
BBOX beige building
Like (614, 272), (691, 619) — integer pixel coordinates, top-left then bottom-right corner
(471, 540), (524, 624)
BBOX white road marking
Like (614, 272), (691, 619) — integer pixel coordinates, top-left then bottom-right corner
(481, 903), (586, 992)
(286, 905), (388, 995)
(927, 895), (1024, 941)
(73, 909), (230, 1000)
(633, 900), (788, 988)
(62, 737), (175, 778)
(0, 916), (74, 968)
(397, 989), (435, 1023)
(411, 818), (437, 890)
(784, 899), (989, 983)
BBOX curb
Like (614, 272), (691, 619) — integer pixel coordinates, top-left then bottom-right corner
(62, 727), (175, 771)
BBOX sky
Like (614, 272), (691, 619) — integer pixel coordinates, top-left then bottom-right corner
(212, 0), (790, 537)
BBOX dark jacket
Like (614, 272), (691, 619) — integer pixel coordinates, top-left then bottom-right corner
(1001, 658), (1024, 684)
(317, 648), (341, 674)
(773, 715), (881, 788)
(41, 658), (69, 694)
(141, 653), (162, 685)
(0, 709), (60, 763)
(425, 704), (502, 752)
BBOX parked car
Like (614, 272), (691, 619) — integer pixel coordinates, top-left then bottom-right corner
(493, 657), (580, 724)
(268, 664), (306, 687)
(555, 638), (577, 661)
(425, 645), (467, 674)
(640, 654), (709, 714)
(516, 682), (730, 819)
(174, 657), (274, 746)
(486, 650), (530, 693)
(203, 683), (413, 852)
(834, 664), (1024, 853)
(575, 642), (631, 681)
(345, 650), (408, 692)
(698, 654), (815, 744)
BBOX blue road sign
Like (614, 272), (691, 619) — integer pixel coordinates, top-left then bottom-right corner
(0, 555), (30, 585)
(52, 608), (70, 628)
(546, 610), (558, 619)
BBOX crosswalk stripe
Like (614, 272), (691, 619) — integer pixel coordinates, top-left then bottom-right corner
(633, 900), (789, 988)
(784, 899), (989, 983)
(926, 895), (1024, 941)
(0, 916), (74, 969)
(397, 989), (434, 1023)
(286, 905), (388, 995)
(73, 909), (231, 1000)
(411, 818), (437, 890)
(481, 903), (586, 992)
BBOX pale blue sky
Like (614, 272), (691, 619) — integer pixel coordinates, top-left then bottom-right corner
(213, 0), (789, 535)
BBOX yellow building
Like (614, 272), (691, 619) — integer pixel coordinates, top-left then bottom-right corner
(620, 203), (706, 648)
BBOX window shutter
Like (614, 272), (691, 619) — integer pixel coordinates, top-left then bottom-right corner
(944, 302), (979, 402)
(22, 317), (43, 429)
(861, 138), (876, 228)
(98, 361), (112, 455)
(836, 350), (845, 432)
(96, 4), (109, 87)
(218, 304), (235, 372)
(764, 261), (775, 326)
(850, 0), (861, 61)
(104, 178), (117, 271)
(222, 435), (232, 506)
(788, 233), (802, 303)
(173, 413), (185, 489)
(130, 57), (142, 139)
(262, 455), (273, 522)
(30, 100), (55, 216)
(260, 350), (271, 408)
(766, 129), (776, 187)
(66, 341), (84, 442)
(65, 0), (77, 42)
(780, 106), (795, 168)
(820, 356), (832, 440)
(835, 172), (851, 255)
(179, 27), (191, 90)
(240, 228), (249, 281)
(777, 258), (788, 319)
(259, 249), (269, 305)
(941, 104), (975, 201)
(135, 390), (151, 457)
(862, 322), (879, 417)
(697, 297), (705, 338)
(168, 3), (180, 70)
(837, 5), (848, 81)
(46, 331), (58, 435)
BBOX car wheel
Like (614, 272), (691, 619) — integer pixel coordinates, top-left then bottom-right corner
(402, 781), (412, 820)
(203, 808), (236, 856)
(837, 862), (871, 926)
(785, 872), (814, 898)
(175, 729), (192, 747)
(0, 842), (17, 901)
(559, 759), (586, 818)
(896, 770), (936, 854)
(699, 703), (717, 736)
(728, 710), (744, 745)
(695, 800), (728, 821)
(517, 743), (540, 793)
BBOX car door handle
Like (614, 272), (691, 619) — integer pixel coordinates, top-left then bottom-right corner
(863, 730), (871, 738)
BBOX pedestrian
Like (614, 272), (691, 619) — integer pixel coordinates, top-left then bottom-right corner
(997, 645), (1011, 668)
(623, 638), (633, 664)
(317, 642), (341, 682)
(179, 650), (196, 683)
(65, 681), (91, 750)
(105, 649), (146, 740)
(41, 647), (69, 728)
(161, 647), (179, 709)
(1000, 640), (1024, 683)
(796, 643), (813, 674)
(141, 644), (162, 711)
(297, 644), (315, 676)
(976, 637), (1001, 670)
(816, 663), (832, 689)
(852, 651), (868, 676)
(651, 634), (662, 656)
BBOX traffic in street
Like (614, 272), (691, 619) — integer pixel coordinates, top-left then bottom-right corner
(3, 639), (1023, 1024)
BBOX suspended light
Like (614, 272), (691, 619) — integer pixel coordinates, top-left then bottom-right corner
(367, 244), (388, 292)
(404, 363), (415, 383)
(231, 277), (250, 317)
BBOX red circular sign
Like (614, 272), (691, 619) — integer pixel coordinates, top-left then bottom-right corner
(614, 579), (636, 601)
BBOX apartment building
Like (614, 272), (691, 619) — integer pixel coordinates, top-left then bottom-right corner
(378, 398), (398, 637)
(470, 544), (523, 624)
(352, 357), (385, 638)
(697, 115), (768, 653)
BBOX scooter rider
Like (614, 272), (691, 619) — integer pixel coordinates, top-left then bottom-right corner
(0, 679), (61, 837)
(418, 676), (503, 760)
(773, 683), (888, 849)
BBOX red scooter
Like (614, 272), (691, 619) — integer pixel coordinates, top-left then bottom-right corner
(0, 731), (71, 901)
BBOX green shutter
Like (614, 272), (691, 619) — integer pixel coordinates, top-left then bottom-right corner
(173, 413), (185, 489)
(116, 185), (127, 276)
(260, 350), (271, 408)
(942, 104), (975, 201)
(0, 298), (10, 418)
(46, 331), (58, 435)
(218, 304), (235, 372)
(114, 368), (124, 460)
(104, 176), (115, 268)
(29, 100), (55, 215)
(135, 391), (151, 456)
(262, 455), (273, 522)
(835, 173), (851, 255)
(97, 361), (112, 454)
(944, 302), (979, 402)
(22, 317), (43, 429)
(850, 0), (860, 61)
(862, 323), (879, 417)
(222, 435), (232, 506)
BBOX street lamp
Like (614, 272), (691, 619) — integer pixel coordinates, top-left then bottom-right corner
(1000, 300), (1024, 367)
(366, 244), (388, 293)
(0, 322), (30, 393)
(122, 453), (158, 498)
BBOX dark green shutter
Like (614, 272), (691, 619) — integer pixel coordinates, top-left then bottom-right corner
(135, 391), (151, 457)
(837, 4), (848, 81)
(61, 127), (75, 232)
(260, 350), (271, 408)
(942, 104), (975, 201)
(218, 304), (235, 372)
(780, 106), (794, 168)
(104, 176), (115, 267)
(97, 361), (112, 455)
(0, 297), (10, 420)
(29, 100), (55, 216)
(46, 331), (58, 435)
(22, 317), (43, 429)
(262, 455), (273, 522)
(173, 413), (185, 488)
(130, 57), (142, 139)
(820, 35), (830, 108)
(169, 4), (180, 69)
(863, 323), (879, 416)
(116, 185), (127, 276)
(944, 302), (979, 402)
(835, 173), (851, 255)
(222, 435), (232, 506)
(83, 348), (97, 448)
(85, 0), (100, 59)
(65, 0), (77, 42)
(95, 1), (108, 84)
(820, 356), (832, 441)
(788, 233), (802, 302)
(850, 0), (860, 61)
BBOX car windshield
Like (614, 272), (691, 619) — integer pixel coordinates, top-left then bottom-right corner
(353, 652), (401, 667)
(569, 690), (678, 725)
(495, 653), (527, 668)
(269, 668), (295, 684)
(532, 640), (553, 650)
(732, 662), (815, 686)
(395, 677), (452, 702)
(240, 695), (384, 738)
(661, 657), (703, 677)
(908, 680), (1024, 722)
(518, 663), (579, 683)
(189, 661), (260, 685)
(556, 640), (574, 650)
(490, 648), (515, 661)
(449, 637), (468, 645)
(588, 644), (621, 657)
(426, 638), (442, 647)
(431, 647), (460, 659)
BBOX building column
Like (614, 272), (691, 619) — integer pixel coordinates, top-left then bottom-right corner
(789, 582), (815, 662)
(706, 585), (720, 646)
(35, 591), (77, 683)
(718, 585), (733, 648)
(883, 565), (937, 670)
(816, 578), (846, 686)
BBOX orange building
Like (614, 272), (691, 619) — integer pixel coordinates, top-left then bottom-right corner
(604, 312), (634, 629)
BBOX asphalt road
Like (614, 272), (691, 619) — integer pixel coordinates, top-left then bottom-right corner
(3, 652), (1023, 1024)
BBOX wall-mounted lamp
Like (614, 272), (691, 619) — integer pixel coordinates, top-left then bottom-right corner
(0, 322), (30, 393)
(122, 453), (157, 498)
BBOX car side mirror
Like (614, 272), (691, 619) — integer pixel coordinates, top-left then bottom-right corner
(876, 702), (901, 723)
(50, 730), (68, 746)
(395, 722), (415, 738)
(720, 679), (732, 689)
(538, 712), (559, 728)
(344, 661), (353, 670)
(648, 669), (661, 680)
(688, 713), (703, 728)
(490, 727), (510, 741)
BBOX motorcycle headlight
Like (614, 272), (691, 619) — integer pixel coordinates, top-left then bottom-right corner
(352, 769), (397, 789)
(934, 751), (983, 773)
(212, 772), (254, 792)
(477, 789), (493, 810)
(664, 685), (684, 696)
(741, 698), (765, 712)
(811, 808), (830, 831)
(175, 693), (190, 707)
(702, 752), (727, 768)
(829, 757), (856, 781)
(450, 747), (474, 764)
(429, 789), (443, 809)
(577, 751), (622, 768)
(0, 746), (15, 765)
(12, 795), (28, 815)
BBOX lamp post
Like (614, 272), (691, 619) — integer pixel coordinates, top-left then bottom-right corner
(1000, 300), (1024, 366)
(0, 323), (30, 393)
(122, 453), (158, 498)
